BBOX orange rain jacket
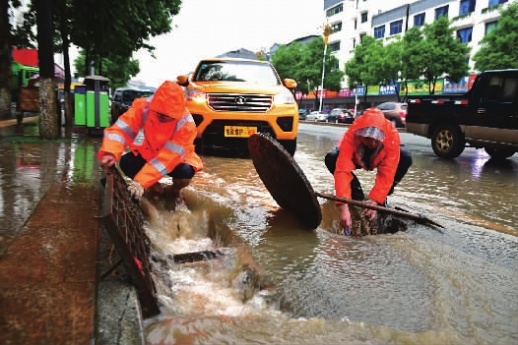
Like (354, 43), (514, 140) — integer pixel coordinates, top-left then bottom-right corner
(334, 108), (400, 204)
(97, 81), (203, 189)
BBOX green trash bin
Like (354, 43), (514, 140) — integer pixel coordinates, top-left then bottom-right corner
(74, 85), (87, 126)
(84, 75), (110, 135)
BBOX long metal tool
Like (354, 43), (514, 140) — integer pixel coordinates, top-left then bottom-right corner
(248, 133), (445, 232)
(315, 192), (445, 229)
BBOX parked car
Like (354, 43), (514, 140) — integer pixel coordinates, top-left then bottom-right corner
(177, 57), (300, 155)
(375, 102), (407, 127)
(299, 108), (308, 120)
(306, 110), (329, 122)
(111, 87), (155, 123)
(329, 108), (355, 124)
(349, 108), (365, 122)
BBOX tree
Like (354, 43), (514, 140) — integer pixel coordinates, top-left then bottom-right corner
(473, 1), (518, 71)
(74, 50), (140, 89)
(35, 0), (58, 139)
(5, 0), (182, 127)
(271, 43), (304, 86)
(0, 0), (24, 119)
(354, 36), (405, 101)
(70, 0), (181, 73)
(0, 1), (11, 118)
(344, 35), (384, 102)
(54, 0), (73, 126)
(401, 26), (428, 80)
(301, 37), (343, 92)
(271, 38), (343, 109)
(419, 16), (470, 93)
(401, 26), (428, 96)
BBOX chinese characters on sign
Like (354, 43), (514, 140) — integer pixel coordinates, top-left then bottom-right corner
(294, 74), (478, 100)
(224, 126), (257, 138)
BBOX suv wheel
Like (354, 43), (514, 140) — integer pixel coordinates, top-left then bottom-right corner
(431, 124), (465, 159)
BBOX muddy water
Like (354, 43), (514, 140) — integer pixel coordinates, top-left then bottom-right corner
(143, 125), (518, 345)
(2, 124), (515, 344)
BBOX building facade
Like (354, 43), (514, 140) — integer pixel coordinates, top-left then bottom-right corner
(292, 0), (510, 111)
(324, 0), (509, 82)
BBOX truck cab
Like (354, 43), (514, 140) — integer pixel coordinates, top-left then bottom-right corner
(406, 69), (518, 159)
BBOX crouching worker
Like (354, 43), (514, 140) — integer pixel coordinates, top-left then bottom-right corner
(97, 80), (204, 202)
(324, 108), (412, 231)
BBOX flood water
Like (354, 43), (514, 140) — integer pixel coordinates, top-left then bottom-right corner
(1, 122), (515, 345)
(141, 124), (518, 345)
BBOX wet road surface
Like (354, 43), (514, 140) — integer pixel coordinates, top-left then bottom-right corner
(1, 121), (516, 345)
(142, 123), (518, 345)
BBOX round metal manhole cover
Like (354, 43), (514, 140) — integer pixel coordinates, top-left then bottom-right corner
(248, 133), (321, 229)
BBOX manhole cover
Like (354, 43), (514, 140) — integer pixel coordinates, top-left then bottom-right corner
(248, 133), (321, 229)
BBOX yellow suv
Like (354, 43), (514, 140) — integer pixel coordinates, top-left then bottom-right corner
(176, 58), (299, 155)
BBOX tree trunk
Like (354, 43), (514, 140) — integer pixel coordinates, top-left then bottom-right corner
(35, 0), (58, 139)
(58, 0), (73, 127)
(0, 0), (11, 119)
(39, 77), (58, 137)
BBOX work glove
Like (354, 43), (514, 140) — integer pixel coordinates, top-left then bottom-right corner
(127, 181), (144, 202)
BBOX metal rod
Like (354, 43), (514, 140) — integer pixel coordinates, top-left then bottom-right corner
(315, 192), (444, 229)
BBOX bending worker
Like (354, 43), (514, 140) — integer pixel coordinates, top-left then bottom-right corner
(324, 108), (412, 231)
(98, 80), (204, 201)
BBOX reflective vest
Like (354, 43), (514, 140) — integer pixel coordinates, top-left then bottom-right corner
(98, 97), (203, 188)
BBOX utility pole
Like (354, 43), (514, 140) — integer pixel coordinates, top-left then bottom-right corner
(319, 20), (331, 112)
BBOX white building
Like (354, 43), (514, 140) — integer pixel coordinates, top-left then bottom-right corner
(324, 0), (510, 85)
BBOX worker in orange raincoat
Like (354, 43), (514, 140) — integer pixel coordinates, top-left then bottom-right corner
(324, 108), (412, 232)
(98, 80), (204, 201)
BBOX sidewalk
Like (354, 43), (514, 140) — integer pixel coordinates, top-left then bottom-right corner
(0, 116), (144, 345)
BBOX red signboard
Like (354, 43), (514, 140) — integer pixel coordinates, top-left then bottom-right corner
(12, 47), (38, 67)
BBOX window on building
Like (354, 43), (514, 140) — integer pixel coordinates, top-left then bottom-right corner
(360, 33), (367, 43)
(485, 21), (498, 35)
(361, 12), (368, 23)
(354, 19), (357, 29)
(353, 38), (356, 48)
(459, 0), (476, 15)
(390, 20), (403, 35)
(329, 41), (341, 52)
(374, 25), (385, 39)
(435, 5), (449, 20)
(331, 22), (342, 34)
(488, 0), (508, 7)
(326, 3), (344, 17)
(457, 27), (473, 43)
(414, 13), (425, 27)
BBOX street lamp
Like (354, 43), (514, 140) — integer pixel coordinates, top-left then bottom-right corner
(319, 20), (331, 112)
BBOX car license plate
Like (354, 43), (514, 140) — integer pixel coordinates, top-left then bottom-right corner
(224, 126), (257, 138)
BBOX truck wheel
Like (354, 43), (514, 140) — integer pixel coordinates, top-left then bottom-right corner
(279, 138), (297, 156)
(390, 118), (398, 127)
(484, 147), (516, 160)
(431, 124), (465, 159)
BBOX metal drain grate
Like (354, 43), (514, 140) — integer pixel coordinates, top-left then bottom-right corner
(101, 167), (160, 318)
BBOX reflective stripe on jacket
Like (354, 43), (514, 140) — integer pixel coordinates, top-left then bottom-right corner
(97, 97), (203, 189)
(334, 110), (400, 204)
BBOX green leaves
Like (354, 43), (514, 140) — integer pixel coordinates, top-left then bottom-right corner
(473, 2), (518, 70)
(346, 16), (470, 96)
(271, 38), (344, 94)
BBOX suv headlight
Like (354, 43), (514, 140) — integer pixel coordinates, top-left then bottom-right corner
(273, 89), (295, 105)
(185, 88), (207, 103)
